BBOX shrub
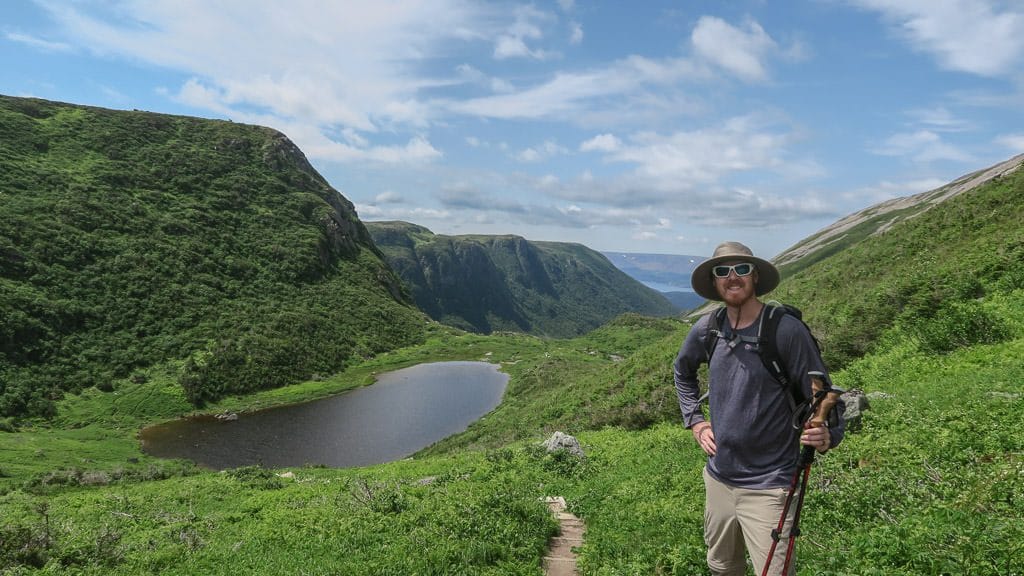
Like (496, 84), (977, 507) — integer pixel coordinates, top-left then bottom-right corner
(350, 479), (408, 514)
(225, 465), (284, 490)
(0, 524), (51, 569)
(914, 300), (1011, 354)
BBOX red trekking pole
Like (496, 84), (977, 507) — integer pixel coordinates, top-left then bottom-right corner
(761, 372), (842, 576)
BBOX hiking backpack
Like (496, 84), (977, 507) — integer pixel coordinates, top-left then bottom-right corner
(700, 302), (822, 409)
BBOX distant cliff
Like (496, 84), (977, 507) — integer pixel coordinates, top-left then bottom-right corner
(366, 221), (678, 337)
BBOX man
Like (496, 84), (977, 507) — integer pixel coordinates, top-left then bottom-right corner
(673, 241), (844, 576)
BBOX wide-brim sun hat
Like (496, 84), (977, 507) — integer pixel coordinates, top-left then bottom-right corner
(691, 241), (780, 301)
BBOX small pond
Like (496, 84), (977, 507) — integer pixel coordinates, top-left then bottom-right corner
(139, 361), (508, 470)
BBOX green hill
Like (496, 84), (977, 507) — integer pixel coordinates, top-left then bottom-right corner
(0, 95), (426, 416)
(770, 155), (1024, 369)
(366, 221), (678, 338)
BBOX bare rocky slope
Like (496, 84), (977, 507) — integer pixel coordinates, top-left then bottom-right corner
(773, 154), (1024, 275)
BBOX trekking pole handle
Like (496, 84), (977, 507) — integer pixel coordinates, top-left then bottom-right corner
(807, 371), (841, 429)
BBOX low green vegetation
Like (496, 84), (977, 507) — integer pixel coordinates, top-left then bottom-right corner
(2, 293), (1022, 574)
(773, 166), (1024, 370)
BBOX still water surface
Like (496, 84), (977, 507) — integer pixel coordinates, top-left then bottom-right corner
(140, 361), (508, 470)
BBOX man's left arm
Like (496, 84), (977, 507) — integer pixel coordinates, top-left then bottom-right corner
(780, 316), (845, 451)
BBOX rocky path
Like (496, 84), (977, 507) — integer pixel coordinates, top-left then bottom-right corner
(542, 496), (585, 576)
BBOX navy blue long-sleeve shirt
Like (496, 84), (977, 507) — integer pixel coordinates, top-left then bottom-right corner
(674, 307), (844, 489)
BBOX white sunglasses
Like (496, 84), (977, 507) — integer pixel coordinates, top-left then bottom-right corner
(711, 262), (755, 278)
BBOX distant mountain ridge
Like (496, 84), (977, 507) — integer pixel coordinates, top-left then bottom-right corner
(600, 252), (704, 292)
(602, 251), (706, 311)
(366, 221), (679, 337)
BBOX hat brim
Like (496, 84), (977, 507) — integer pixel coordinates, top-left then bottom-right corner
(691, 255), (780, 301)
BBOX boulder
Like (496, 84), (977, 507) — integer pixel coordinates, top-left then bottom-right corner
(543, 431), (585, 458)
(840, 389), (870, 432)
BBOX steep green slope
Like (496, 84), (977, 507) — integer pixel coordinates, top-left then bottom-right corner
(366, 221), (678, 338)
(774, 154), (1024, 277)
(771, 159), (1024, 369)
(0, 95), (426, 416)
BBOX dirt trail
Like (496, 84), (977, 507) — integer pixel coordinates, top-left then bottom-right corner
(542, 496), (585, 576)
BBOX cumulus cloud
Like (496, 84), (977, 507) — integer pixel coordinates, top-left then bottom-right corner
(580, 133), (622, 152)
(690, 16), (778, 82)
(23, 1), (961, 251)
(600, 115), (791, 184)
(493, 5), (554, 60)
(513, 140), (569, 162)
(850, 0), (1024, 77)
(35, 0), (482, 163)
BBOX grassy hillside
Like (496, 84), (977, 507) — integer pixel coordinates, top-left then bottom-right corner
(774, 154), (1024, 278)
(0, 95), (426, 416)
(771, 162), (1024, 369)
(1, 300), (1021, 574)
(367, 221), (678, 338)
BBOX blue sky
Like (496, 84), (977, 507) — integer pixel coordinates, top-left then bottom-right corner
(3, 1), (1023, 259)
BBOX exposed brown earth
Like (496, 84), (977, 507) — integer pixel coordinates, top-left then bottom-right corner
(543, 496), (586, 576)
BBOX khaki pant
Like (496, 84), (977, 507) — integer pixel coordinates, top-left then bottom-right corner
(703, 467), (797, 576)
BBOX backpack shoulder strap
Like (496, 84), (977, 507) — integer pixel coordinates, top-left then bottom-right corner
(702, 307), (728, 362)
(759, 303), (789, 384)
(760, 302), (813, 407)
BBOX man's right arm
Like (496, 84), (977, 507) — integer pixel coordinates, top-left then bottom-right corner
(673, 316), (708, 430)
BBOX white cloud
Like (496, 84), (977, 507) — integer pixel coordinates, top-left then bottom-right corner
(456, 63), (516, 93)
(302, 131), (443, 164)
(871, 130), (974, 163)
(375, 191), (405, 204)
(845, 177), (950, 204)
(448, 55), (702, 120)
(4, 31), (72, 52)
(569, 21), (584, 45)
(906, 106), (973, 131)
(690, 16), (778, 82)
(514, 140), (568, 163)
(493, 5), (553, 60)
(36, 0), (483, 164)
(602, 115), (791, 183)
(995, 133), (1024, 152)
(580, 134), (622, 152)
(494, 36), (536, 60)
(358, 203), (452, 222)
(851, 0), (1024, 77)
(539, 174), (561, 188)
